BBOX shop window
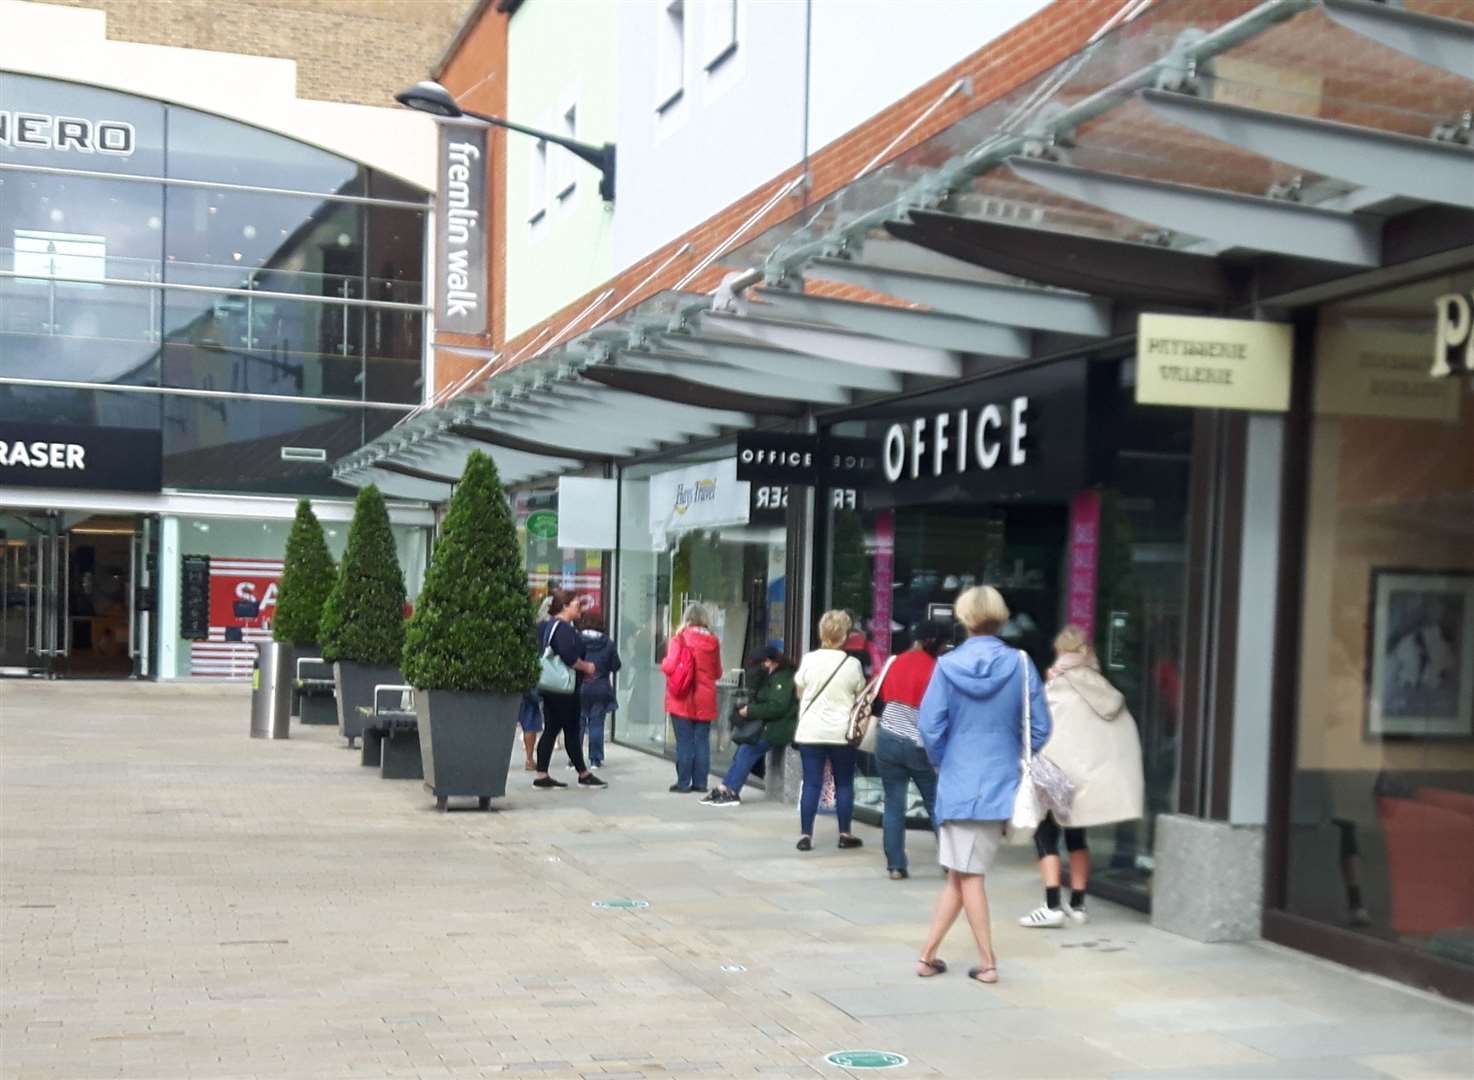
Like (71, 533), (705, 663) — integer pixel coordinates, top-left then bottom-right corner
(1284, 271), (1474, 971)
(656, 0), (686, 113)
(527, 132), (549, 227)
(13, 229), (106, 283)
(554, 103), (578, 203)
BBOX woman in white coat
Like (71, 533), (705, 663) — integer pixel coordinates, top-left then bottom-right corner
(1019, 625), (1144, 928)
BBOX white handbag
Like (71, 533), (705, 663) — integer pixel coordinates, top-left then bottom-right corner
(1007, 651), (1075, 844)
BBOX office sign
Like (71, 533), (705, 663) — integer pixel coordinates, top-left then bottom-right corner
(735, 431), (879, 486)
(1136, 313), (1292, 412)
(0, 422), (161, 491)
(1432, 289), (1473, 378)
(435, 123), (488, 334)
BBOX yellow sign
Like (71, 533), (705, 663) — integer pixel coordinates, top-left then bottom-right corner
(1432, 290), (1473, 378)
(1136, 313), (1293, 412)
(1314, 324), (1461, 422)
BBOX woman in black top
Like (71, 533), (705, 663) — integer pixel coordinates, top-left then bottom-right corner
(535, 591), (606, 788)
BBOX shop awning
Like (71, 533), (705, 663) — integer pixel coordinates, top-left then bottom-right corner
(334, 0), (1474, 497)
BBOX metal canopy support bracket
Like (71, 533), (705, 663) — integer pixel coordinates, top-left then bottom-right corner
(1006, 157), (1383, 267)
(457, 414), (649, 458)
(1322, 0), (1474, 81)
(804, 256), (1113, 337)
(347, 467), (448, 501)
(615, 350), (853, 405)
(699, 309), (963, 379)
(751, 287), (1034, 358)
(1140, 89), (1474, 210)
(661, 333), (905, 394)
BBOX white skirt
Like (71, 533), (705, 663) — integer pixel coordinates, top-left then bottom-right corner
(938, 820), (1005, 874)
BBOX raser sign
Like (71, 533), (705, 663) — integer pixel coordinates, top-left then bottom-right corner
(0, 423), (162, 492)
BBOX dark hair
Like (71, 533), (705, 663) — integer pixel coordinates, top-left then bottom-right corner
(911, 620), (950, 657)
(580, 611), (606, 633)
(547, 589), (579, 618)
(747, 645), (791, 668)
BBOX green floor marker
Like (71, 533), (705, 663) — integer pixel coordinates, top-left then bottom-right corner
(824, 1050), (908, 1069)
(591, 898), (648, 910)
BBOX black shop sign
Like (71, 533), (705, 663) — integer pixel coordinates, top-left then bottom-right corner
(0, 422), (162, 492)
(735, 432), (880, 486)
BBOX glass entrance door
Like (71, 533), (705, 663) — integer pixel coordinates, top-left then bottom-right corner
(0, 511), (64, 676)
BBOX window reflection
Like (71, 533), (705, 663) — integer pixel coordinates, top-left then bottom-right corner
(0, 74), (166, 177)
(165, 107), (362, 195)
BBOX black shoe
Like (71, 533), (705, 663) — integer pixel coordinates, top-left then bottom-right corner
(796, 836), (812, 852)
(533, 777), (566, 789)
(669, 784), (691, 793)
(838, 834), (864, 849)
(577, 773), (607, 787)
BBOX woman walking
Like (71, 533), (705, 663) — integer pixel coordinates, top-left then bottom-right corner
(875, 621), (948, 879)
(915, 586), (1050, 984)
(1018, 625), (1143, 928)
(534, 591), (606, 789)
(792, 610), (868, 851)
(660, 603), (723, 793)
(701, 647), (798, 806)
(578, 612), (622, 769)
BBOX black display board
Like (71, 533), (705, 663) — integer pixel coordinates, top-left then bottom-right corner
(0, 422), (162, 491)
(180, 555), (210, 641)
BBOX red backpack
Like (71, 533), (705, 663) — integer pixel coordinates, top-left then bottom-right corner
(666, 632), (696, 699)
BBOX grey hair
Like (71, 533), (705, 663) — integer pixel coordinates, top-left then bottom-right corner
(682, 602), (710, 628)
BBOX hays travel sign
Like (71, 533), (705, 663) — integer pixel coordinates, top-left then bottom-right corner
(0, 423), (162, 492)
(0, 112), (136, 156)
(647, 458), (748, 549)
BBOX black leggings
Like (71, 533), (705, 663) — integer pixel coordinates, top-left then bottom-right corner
(537, 691), (587, 774)
(1034, 812), (1087, 860)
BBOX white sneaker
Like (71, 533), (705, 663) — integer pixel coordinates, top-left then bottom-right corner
(1019, 906), (1066, 929)
(1066, 907), (1089, 926)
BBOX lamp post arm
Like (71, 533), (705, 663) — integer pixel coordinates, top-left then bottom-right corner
(460, 108), (611, 173)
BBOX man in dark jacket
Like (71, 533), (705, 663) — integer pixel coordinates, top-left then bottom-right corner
(702, 647), (798, 806)
(578, 613), (622, 768)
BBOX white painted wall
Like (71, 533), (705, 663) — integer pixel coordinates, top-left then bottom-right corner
(0, 0), (436, 190)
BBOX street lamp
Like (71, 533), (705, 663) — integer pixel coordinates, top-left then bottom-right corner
(396, 80), (616, 203)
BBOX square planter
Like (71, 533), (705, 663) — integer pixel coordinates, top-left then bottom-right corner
(416, 689), (518, 810)
(334, 661), (401, 745)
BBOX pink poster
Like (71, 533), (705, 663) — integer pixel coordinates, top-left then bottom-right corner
(871, 510), (895, 660)
(1066, 491), (1101, 639)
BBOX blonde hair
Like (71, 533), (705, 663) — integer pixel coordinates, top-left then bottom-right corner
(681, 602), (710, 629)
(817, 609), (852, 648)
(1054, 624), (1091, 656)
(955, 585), (1009, 636)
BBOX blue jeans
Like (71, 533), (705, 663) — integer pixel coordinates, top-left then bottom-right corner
(581, 702), (611, 765)
(671, 716), (711, 790)
(874, 726), (938, 872)
(722, 738), (771, 795)
(798, 743), (858, 836)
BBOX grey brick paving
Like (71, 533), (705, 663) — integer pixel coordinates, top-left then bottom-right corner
(1, 681), (1470, 1079)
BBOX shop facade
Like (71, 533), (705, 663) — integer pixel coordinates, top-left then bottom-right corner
(1, 65), (437, 679)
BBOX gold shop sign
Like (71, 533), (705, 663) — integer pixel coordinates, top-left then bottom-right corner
(1136, 313), (1293, 412)
(1315, 324), (1461, 422)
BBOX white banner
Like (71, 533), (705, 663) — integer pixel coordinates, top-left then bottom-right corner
(557, 476), (618, 549)
(648, 458), (749, 549)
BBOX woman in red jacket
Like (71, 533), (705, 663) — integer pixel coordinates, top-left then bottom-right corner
(660, 602), (724, 793)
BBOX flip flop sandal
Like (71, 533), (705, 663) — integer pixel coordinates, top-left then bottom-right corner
(916, 958), (948, 977)
(967, 966), (999, 984)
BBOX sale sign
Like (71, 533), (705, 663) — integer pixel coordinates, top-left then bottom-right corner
(189, 557), (282, 679)
(1066, 491), (1101, 639)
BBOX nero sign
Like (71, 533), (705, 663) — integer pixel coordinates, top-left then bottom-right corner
(435, 123), (488, 334)
(0, 422), (162, 492)
(0, 112), (136, 156)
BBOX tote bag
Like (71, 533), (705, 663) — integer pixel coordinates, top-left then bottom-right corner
(537, 621), (577, 696)
(1007, 650), (1075, 844)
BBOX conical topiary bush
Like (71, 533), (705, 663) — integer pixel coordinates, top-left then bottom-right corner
(320, 485), (406, 665)
(272, 499), (335, 646)
(402, 449), (538, 693)
(404, 450), (537, 810)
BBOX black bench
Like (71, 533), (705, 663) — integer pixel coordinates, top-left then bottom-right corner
(295, 657), (336, 725)
(359, 685), (422, 781)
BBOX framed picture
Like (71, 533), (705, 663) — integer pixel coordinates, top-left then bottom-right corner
(1365, 569), (1474, 740)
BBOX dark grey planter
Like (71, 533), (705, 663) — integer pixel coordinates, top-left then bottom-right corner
(416, 689), (518, 810)
(285, 642), (319, 718)
(334, 661), (401, 745)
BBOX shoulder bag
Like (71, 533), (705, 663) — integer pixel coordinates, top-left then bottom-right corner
(729, 669), (764, 745)
(849, 653), (899, 751)
(537, 620), (577, 696)
(1007, 650), (1075, 844)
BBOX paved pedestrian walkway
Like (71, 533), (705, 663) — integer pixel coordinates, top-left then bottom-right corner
(1, 681), (1470, 1079)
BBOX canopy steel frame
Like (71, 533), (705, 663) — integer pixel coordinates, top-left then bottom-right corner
(751, 287), (1034, 357)
(612, 349), (853, 405)
(1322, 0), (1474, 80)
(698, 309), (962, 379)
(804, 256), (1113, 336)
(1006, 157), (1383, 267)
(1140, 89), (1474, 210)
(658, 332), (906, 394)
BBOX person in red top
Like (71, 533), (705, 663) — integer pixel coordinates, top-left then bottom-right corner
(875, 620), (950, 879)
(660, 602), (724, 793)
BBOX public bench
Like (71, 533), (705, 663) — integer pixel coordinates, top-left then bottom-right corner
(295, 656), (336, 725)
(359, 684), (423, 781)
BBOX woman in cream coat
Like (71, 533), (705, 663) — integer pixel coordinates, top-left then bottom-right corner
(792, 609), (868, 852)
(1019, 625), (1144, 928)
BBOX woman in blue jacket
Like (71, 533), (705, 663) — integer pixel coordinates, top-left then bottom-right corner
(914, 585), (1051, 986)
